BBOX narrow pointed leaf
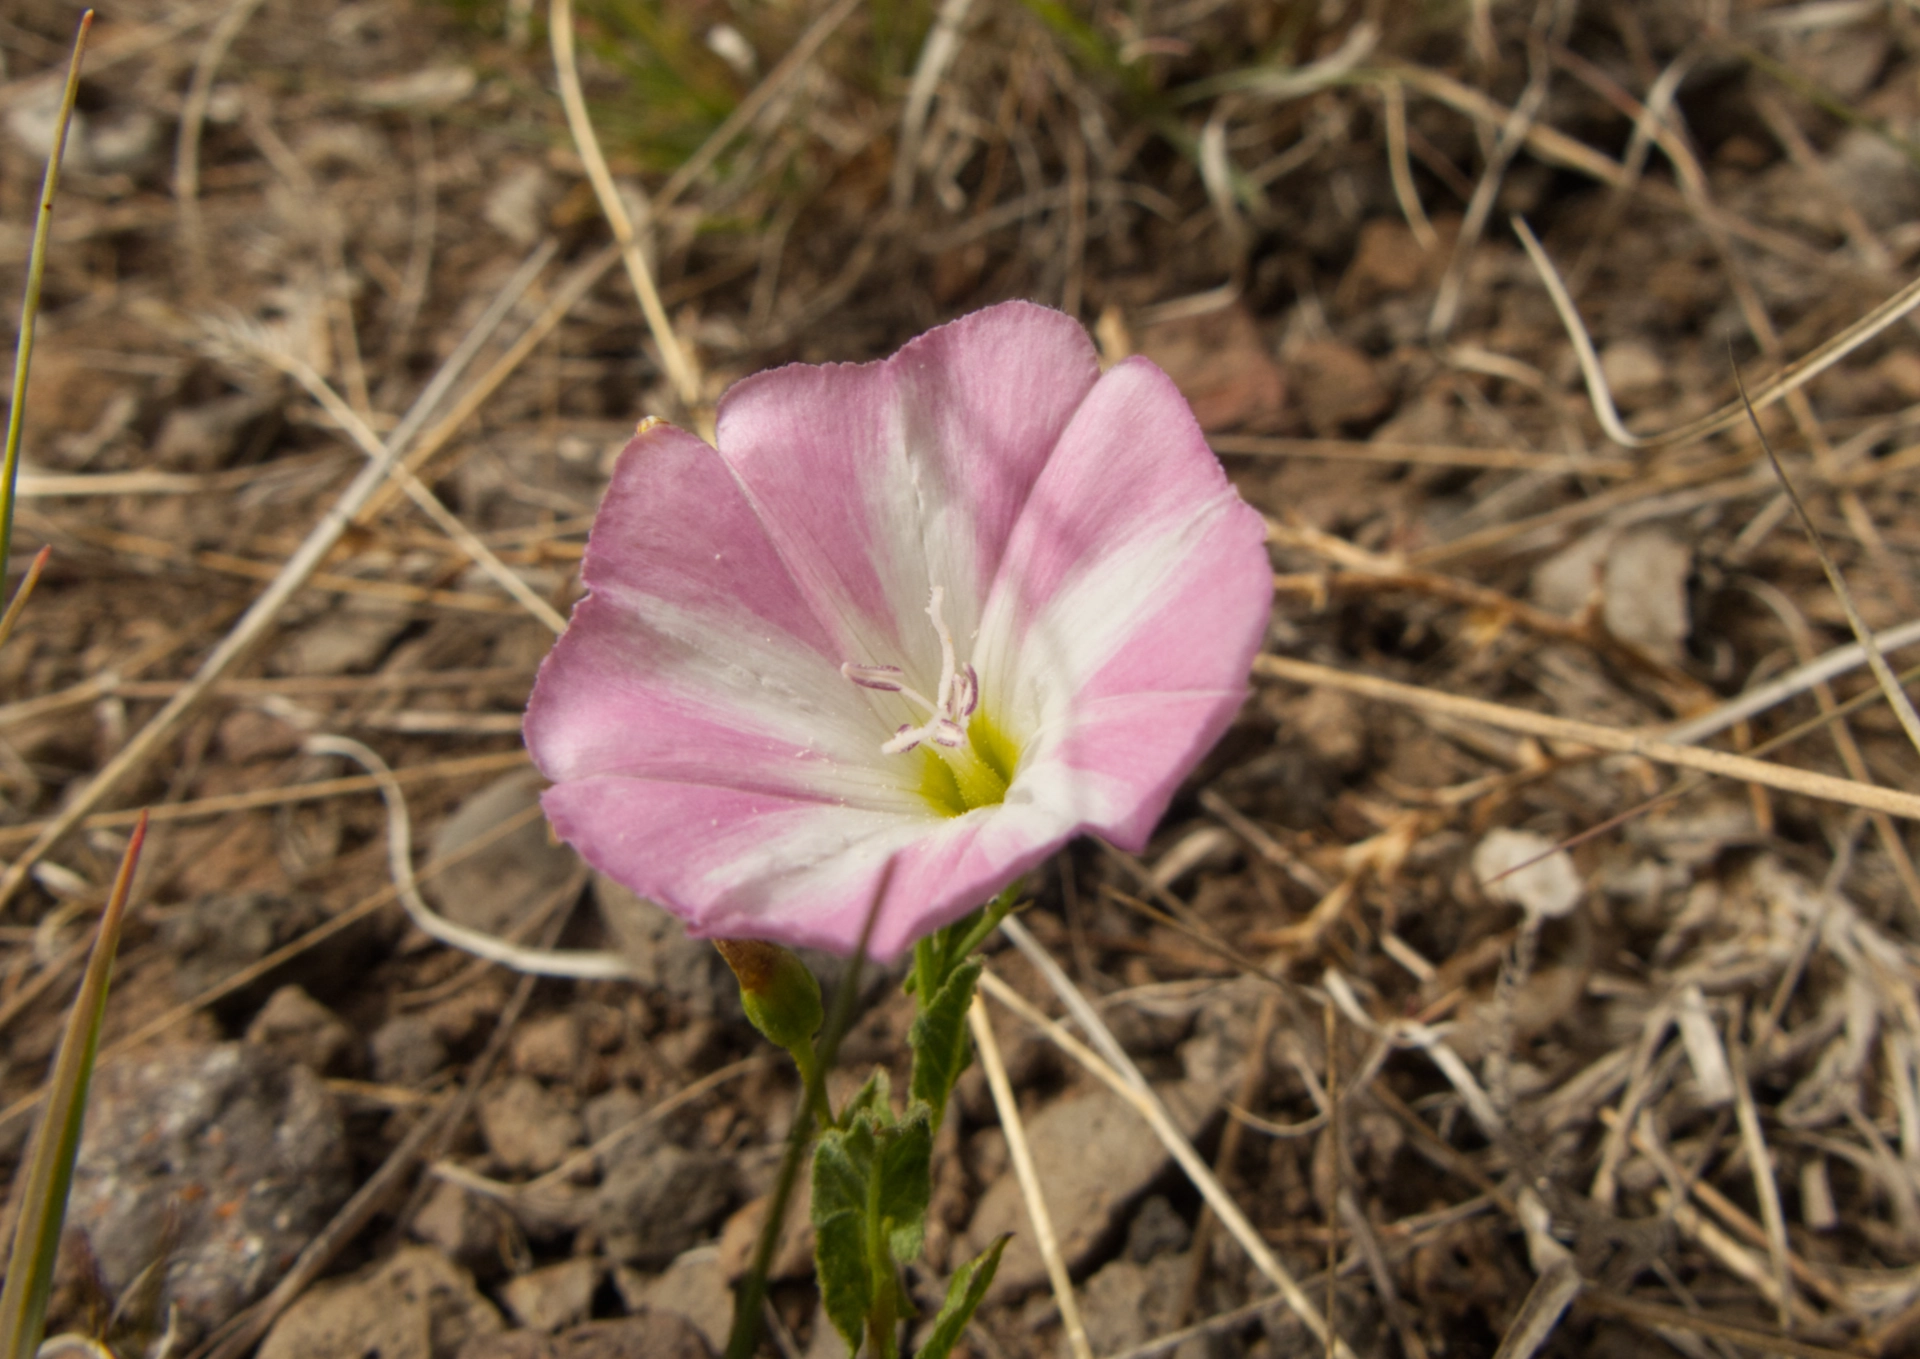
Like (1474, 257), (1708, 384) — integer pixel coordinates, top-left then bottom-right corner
(908, 957), (980, 1125)
(912, 1235), (1011, 1359)
(2, 14), (92, 585)
(0, 810), (144, 1359)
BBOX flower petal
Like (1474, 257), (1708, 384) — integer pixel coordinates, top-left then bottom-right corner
(976, 355), (1272, 839)
(526, 420), (913, 810)
(713, 302), (1100, 689)
(543, 777), (1073, 959)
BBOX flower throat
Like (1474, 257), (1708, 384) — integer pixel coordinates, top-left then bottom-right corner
(841, 586), (1018, 817)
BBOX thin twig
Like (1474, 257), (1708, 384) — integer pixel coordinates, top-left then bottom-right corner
(967, 994), (1092, 1359)
(978, 966), (1354, 1359)
(548, 0), (701, 411)
(1736, 365), (1920, 761)
(307, 736), (628, 980)
(1254, 654), (1920, 822)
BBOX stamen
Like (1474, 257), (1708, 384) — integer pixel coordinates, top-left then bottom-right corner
(844, 584), (978, 757)
(841, 662), (905, 692)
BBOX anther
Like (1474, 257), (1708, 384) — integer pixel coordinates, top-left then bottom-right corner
(844, 584), (977, 757)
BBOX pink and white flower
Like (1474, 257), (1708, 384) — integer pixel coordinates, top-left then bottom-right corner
(525, 302), (1272, 959)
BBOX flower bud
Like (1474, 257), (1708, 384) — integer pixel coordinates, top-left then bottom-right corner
(714, 939), (824, 1053)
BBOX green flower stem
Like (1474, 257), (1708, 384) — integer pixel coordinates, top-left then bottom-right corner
(789, 1039), (834, 1130)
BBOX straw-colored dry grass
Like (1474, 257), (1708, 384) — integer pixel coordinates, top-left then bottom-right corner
(7, 2), (1920, 1357)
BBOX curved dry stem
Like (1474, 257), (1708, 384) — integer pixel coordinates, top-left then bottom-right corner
(548, 0), (702, 412)
(1515, 215), (1920, 451)
(306, 735), (631, 980)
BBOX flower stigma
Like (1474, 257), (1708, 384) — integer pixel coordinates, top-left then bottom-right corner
(841, 585), (1017, 817)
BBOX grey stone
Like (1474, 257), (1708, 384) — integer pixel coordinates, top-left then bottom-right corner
(160, 889), (326, 1016)
(511, 1012), (584, 1083)
(965, 1087), (1177, 1297)
(594, 1144), (734, 1267)
(460, 1313), (711, 1359)
(479, 1075), (582, 1174)
(374, 1013), (450, 1086)
(582, 1085), (649, 1145)
(1078, 1254), (1202, 1359)
(412, 1179), (500, 1268)
(67, 1044), (351, 1349)
(246, 984), (356, 1075)
(429, 771), (579, 937)
(501, 1258), (599, 1333)
(593, 876), (739, 1019)
(1127, 1195), (1192, 1262)
(259, 1245), (503, 1359)
(628, 1246), (733, 1352)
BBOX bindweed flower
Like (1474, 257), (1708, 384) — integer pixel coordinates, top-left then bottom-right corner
(525, 302), (1271, 960)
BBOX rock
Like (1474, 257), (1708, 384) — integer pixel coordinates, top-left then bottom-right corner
(717, 1183), (814, 1281)
(623, 1246), (734, 1352)
(1532, 530), (1610, 617)
(556, 1313), (712, 1359)
(460, 1315), (712, 1359)
(374, 1013), (451, 1086)
(479, 1076), (583, 1174)
(1134, 304), (1288, 432)
(259, 1245), (503, 1359)
(161, 889), (327, 1018)
(67, 1044), (352, 1349)
(273, 598), (411, 676)
(501, 1259), (599, 1332)
(594, 1145), (734, 1267)
(1126, 1195), (1192, 1262)
(153, 394), (273, 470)
(1078, 1253), (1194, 1358)
(1602, 526), (1691, 663)
(246, 984), (357, 1075)
(593, 876), (740, 1018)
(1473, 829), (1583, 921)
(356, 66), (479, 110)
(412, 1179), (500, 1268)
(1334, 215), (1454, 308)
(804, 1300), (849, 1359)
(484, 163), (559, 246)
(1598, 340), (1666, 412)
(583, 1085), (649, 1144)
(430, 771), (580, 938)
(512, 1012), (584, 1083)
(1825, 126), (1920, 232)
(1286, 339), (1390, 435)
(965, 1087), (1176, 1297)
(459, 1336), (556, 1359)
(217, 706), (308, 763)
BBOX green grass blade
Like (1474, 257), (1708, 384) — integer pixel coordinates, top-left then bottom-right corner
(1, 11), (94, 595)
(0, 810), (147, 1359)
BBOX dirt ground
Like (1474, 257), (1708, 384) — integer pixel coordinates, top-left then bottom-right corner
(5, 1), (1920, 1357)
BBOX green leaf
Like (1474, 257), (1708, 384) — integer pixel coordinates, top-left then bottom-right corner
(908, 957), (980, 1126)
(2, 13), (90, 596)
(912, 1236), (1011, 1359)
(812, 1129), (873, 1353)
(841, 1067), (892, 1129)
(0, 812), (144, 1359)
(876, 1107), (932, 1263)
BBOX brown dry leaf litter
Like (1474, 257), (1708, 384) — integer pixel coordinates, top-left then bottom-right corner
(6, 1), (1920, 1358)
